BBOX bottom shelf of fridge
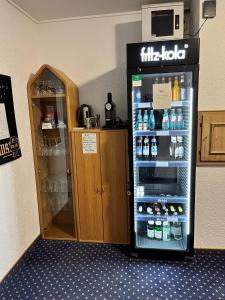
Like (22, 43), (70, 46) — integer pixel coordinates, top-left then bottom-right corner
(135, 221), (188, 251)
(136, 235), (186, 251)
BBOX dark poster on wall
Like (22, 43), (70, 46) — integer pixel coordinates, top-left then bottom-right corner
(0, 75), (21, 165)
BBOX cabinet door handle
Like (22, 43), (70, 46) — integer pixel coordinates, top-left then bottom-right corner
(96, 188), (101, 194)
(101, 187), (105, 193)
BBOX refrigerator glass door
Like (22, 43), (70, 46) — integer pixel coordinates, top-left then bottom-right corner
(132, 71), (193, 251)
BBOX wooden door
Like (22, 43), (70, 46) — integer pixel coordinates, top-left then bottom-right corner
(73, 131), (103, 242)
(100, 130), (129, 244)
(200, 111), (225, 162)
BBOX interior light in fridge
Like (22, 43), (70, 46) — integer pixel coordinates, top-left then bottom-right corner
(187, 87), (194, 235)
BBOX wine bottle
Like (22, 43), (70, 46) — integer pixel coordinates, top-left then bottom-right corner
(105, 92), (116, 126)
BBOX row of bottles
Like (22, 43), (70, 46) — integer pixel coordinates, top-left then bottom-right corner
(136, 136), (184, 160)
(133, 75), (189, 103)
(137, 203), (184, 216)
(147, 221), (183, 241)
(136, 136), (157, 159)
(136, 108), (184, 131)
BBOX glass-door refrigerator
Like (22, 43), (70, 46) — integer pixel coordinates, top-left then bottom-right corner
(127, 38), (199, 258)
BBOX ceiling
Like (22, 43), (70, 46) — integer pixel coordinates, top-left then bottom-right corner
(9, 0), (190, 22)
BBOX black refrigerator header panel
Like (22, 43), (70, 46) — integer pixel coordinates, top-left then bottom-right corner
(127, 38), (199, 69)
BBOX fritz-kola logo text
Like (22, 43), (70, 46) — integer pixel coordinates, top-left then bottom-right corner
(140, 44), (189, 62)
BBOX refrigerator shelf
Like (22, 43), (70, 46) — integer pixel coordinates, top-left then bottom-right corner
(133, 102), (152, 109)
(171, 101), (190, 107)
(135, 196), (187, 203)
(134, 160), (188, 167)
(136, 236), (186, 251)
(134, 129), (189, 136)
(135, 214), (187, 222)
(133, 101), (190, 109)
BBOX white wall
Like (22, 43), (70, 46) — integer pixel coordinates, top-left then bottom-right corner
(195, 0), (225, 249)
(38, 13), (142, 125)
(0, 0), (40, 281)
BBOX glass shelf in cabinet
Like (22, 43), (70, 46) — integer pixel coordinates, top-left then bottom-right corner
(32, 94), (66, 99)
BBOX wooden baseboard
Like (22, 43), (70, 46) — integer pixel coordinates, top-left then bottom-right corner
(0, 234), (41, 283)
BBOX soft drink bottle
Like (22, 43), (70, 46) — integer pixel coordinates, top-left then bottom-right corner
(162, 109), (169, 130)
(151, 137), (158, 158)
(179, 75), (186, 101)
(177, 136), (184, 159)
(170, 108), (176, 130)
(148, 110), (155, 130)
(175, 138), (180, 159)
(169, 136), (177, 159)
(136, 110), (143, 130)
(133, 87), (141, 103)
(172, 76), (180, 101)
(136, 137), (143, 158)
(177, 108), (184, 129)
(143, 137), (150, 159)
(143, 110), (148, 130)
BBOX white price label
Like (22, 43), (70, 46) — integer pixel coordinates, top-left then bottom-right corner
(156, 162), (169, 167)
(157, 131), (169, 136)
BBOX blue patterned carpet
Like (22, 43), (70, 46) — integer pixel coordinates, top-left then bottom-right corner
(0, 239), (225, 300)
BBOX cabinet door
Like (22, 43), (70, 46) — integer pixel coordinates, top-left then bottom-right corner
(73, 131), (103, 242)
(200, 111), (225, 162)
(100, 130), (128, 244)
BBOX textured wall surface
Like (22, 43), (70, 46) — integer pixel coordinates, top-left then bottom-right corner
(0, 0), (40, 281)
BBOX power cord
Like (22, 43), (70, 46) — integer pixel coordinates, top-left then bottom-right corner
(187, 18), (209, 37)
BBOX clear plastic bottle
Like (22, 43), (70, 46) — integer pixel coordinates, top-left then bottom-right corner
(169, 136), (177, 159)
(179, 75), (186, 101)
(163, 221), (171, 241)
(162, 109), (169, 130)
(143, 110), (149, 130)
(177, 136), (184, 159)
(136, 137), (143, 158)
(136, 110), (143, 130)
(177, 108), (184, 129)
(148, 110), (155, 130)
(133, 87), (141, 103)
(175, 138), (180, 160)
(161, 77), (166, 84)
(143, 137), (150, 159)
(151, 137), (158, 158)
(170, 108), (177, 130)
(173, 222), (183, 240)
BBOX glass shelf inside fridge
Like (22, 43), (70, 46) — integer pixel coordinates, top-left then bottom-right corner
(132, 71), (193, 251)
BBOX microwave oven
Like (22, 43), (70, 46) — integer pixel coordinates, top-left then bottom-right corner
(142, 2), (184, 42)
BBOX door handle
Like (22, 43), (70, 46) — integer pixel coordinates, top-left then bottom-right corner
(96, 188), (101, 194)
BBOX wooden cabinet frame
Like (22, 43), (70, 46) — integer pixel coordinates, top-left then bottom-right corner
(27, 64), (79, 240)
(197, 111), (225, 165)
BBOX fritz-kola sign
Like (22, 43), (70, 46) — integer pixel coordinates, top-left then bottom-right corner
(140, 44), (189, 62)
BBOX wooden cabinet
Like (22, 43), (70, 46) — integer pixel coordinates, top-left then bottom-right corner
(197, 111), (225, 164)
(27, 64), (79, 240)
(72, 129), (129, 244)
